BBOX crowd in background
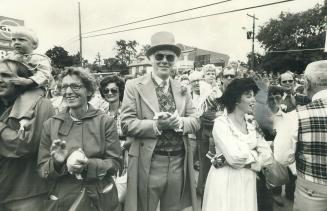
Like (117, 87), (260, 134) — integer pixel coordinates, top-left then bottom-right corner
(0, 28), (326, 211)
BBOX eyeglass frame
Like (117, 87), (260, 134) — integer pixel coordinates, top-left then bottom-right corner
(154, 53), (176, 62)
(61, 83), (85, 92)
(222, 74), (236, 79)
(281, 80), (294, 84)
(102, 87), (119, 95)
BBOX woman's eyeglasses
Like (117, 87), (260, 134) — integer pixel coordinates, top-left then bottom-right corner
(154, 53), (175, 62)
(103, 88), (119, 95)
(61, 83), (84, 92)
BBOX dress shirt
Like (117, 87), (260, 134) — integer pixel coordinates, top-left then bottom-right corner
(274, 89), (327, 165)
(152, 73), (170, 93)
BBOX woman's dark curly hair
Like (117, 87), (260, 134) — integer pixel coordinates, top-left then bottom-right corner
(60, 67), (96, 101)
(99, 75), (125, 102)
(218, 78), (259, 113)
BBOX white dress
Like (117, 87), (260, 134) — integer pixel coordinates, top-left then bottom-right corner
(202, 115), (272, 211)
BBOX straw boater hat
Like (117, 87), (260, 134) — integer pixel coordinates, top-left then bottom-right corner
(146, 31), (181, 58)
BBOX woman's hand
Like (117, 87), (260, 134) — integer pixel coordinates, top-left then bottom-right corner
(66, 149), (88, 175)
(50, 139), (68, 164)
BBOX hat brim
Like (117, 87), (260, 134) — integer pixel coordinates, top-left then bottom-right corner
(146, 45), (181, 58)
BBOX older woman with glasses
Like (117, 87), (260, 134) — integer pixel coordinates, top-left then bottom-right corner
(202, 78), (273, 211)
(38, 67), (121, 211)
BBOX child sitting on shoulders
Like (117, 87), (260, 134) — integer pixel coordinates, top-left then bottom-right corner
(4, 26), (52, 120)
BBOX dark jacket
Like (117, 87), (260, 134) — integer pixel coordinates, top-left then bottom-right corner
(37, 105), (122, 211)
(0, 97), (55, 203)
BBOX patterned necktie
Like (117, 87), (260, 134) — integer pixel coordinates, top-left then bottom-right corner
(161, 80), (167, 93)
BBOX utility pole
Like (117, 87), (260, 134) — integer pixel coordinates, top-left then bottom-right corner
(78, 2), (83, 66)
(247, 14), (258, 70)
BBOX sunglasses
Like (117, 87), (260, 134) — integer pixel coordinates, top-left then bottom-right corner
(61, 83), (84, 92)
(154, 53), (175, 62)
(223, 74), (235, 79)
(281, 80), (294, 84)
(103, 88), (119, 95)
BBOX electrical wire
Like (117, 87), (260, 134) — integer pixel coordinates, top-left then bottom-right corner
(82, 0), (232, 35)
(83, 0), (296, 39)
(59, 0), (232, 45)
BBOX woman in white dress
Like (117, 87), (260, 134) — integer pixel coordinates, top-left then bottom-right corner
(202, 78), (273, 211)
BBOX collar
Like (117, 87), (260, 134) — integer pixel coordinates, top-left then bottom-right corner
(312, 89), (327, 101)
(275, 108), (284, 117)
(69, 104), (88, 121)
(282, 92), (293, 100)
(152, 72), (170, 87)
(54, 104), (99, 121)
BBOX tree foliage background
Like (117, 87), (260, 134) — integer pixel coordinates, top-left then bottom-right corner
(45, 46), (81, 69)
(255, 1), (327, 73)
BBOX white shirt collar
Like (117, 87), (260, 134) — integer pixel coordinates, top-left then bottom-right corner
(312, 89), (327, 101)
(152, 72), (170, 87)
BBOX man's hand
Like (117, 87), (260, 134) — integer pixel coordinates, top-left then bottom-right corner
(10, 77), (33, 86)
(156, 113), (180, 131)
(50, 139), (68, 164)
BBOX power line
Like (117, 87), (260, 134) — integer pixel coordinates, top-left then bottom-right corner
(82, 0), (232, 35)
(83, 0), (296, 39)
(268, 48), (324, 53)
(59, 0), (232, 44)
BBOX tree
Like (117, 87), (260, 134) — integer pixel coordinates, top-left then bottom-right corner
(114, 40), (138, 65)
(138, 44), (151, 56)
(45, 46), (80, 69)
(256, 2), (327, 73)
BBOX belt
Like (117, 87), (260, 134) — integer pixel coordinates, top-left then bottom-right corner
(154, 149), (185, 156)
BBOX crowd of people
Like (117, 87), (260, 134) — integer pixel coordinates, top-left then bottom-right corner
(0, 27), (326, 211)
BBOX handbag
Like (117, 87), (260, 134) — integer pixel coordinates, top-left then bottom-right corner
(68, 187), (92, 211)
(262, 158), (289, 189)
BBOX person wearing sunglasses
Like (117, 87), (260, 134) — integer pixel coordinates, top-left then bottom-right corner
(38, 67), (121, 211)
(121, 31), (199, 211)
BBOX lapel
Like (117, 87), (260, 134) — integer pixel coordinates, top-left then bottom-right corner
(135, 74), (160, 113)
(170, 78), (185, 116)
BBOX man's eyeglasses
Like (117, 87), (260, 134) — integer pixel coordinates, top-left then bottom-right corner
(103, 88), (119, 95)
(223, 74), (235, 79)
(281, 80), (294, 84)
(61, 83), (84, 92)
(154, 53), (175, 62)
(191, 80), (200, 84)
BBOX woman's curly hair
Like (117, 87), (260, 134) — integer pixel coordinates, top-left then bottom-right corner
(60, 67), (96, 101)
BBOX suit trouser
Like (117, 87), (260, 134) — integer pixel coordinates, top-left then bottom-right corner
(0, 194), (47, 211)
(196, 140), (211, 197)
(147, 154), (184, 211)
(293, 177), (327, 211)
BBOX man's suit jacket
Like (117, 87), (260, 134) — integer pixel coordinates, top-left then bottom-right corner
(121, 73), (200, 211)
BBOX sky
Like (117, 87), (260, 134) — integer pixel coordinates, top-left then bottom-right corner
(0, 0), (324, 63)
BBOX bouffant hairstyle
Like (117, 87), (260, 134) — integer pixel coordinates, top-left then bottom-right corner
(219, 78), (259, 113)
(60, 67), (96, 101)
(99, 75), (125, 102)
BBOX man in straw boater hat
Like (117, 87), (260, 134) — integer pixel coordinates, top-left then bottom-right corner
(121, 31), (200, 211)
